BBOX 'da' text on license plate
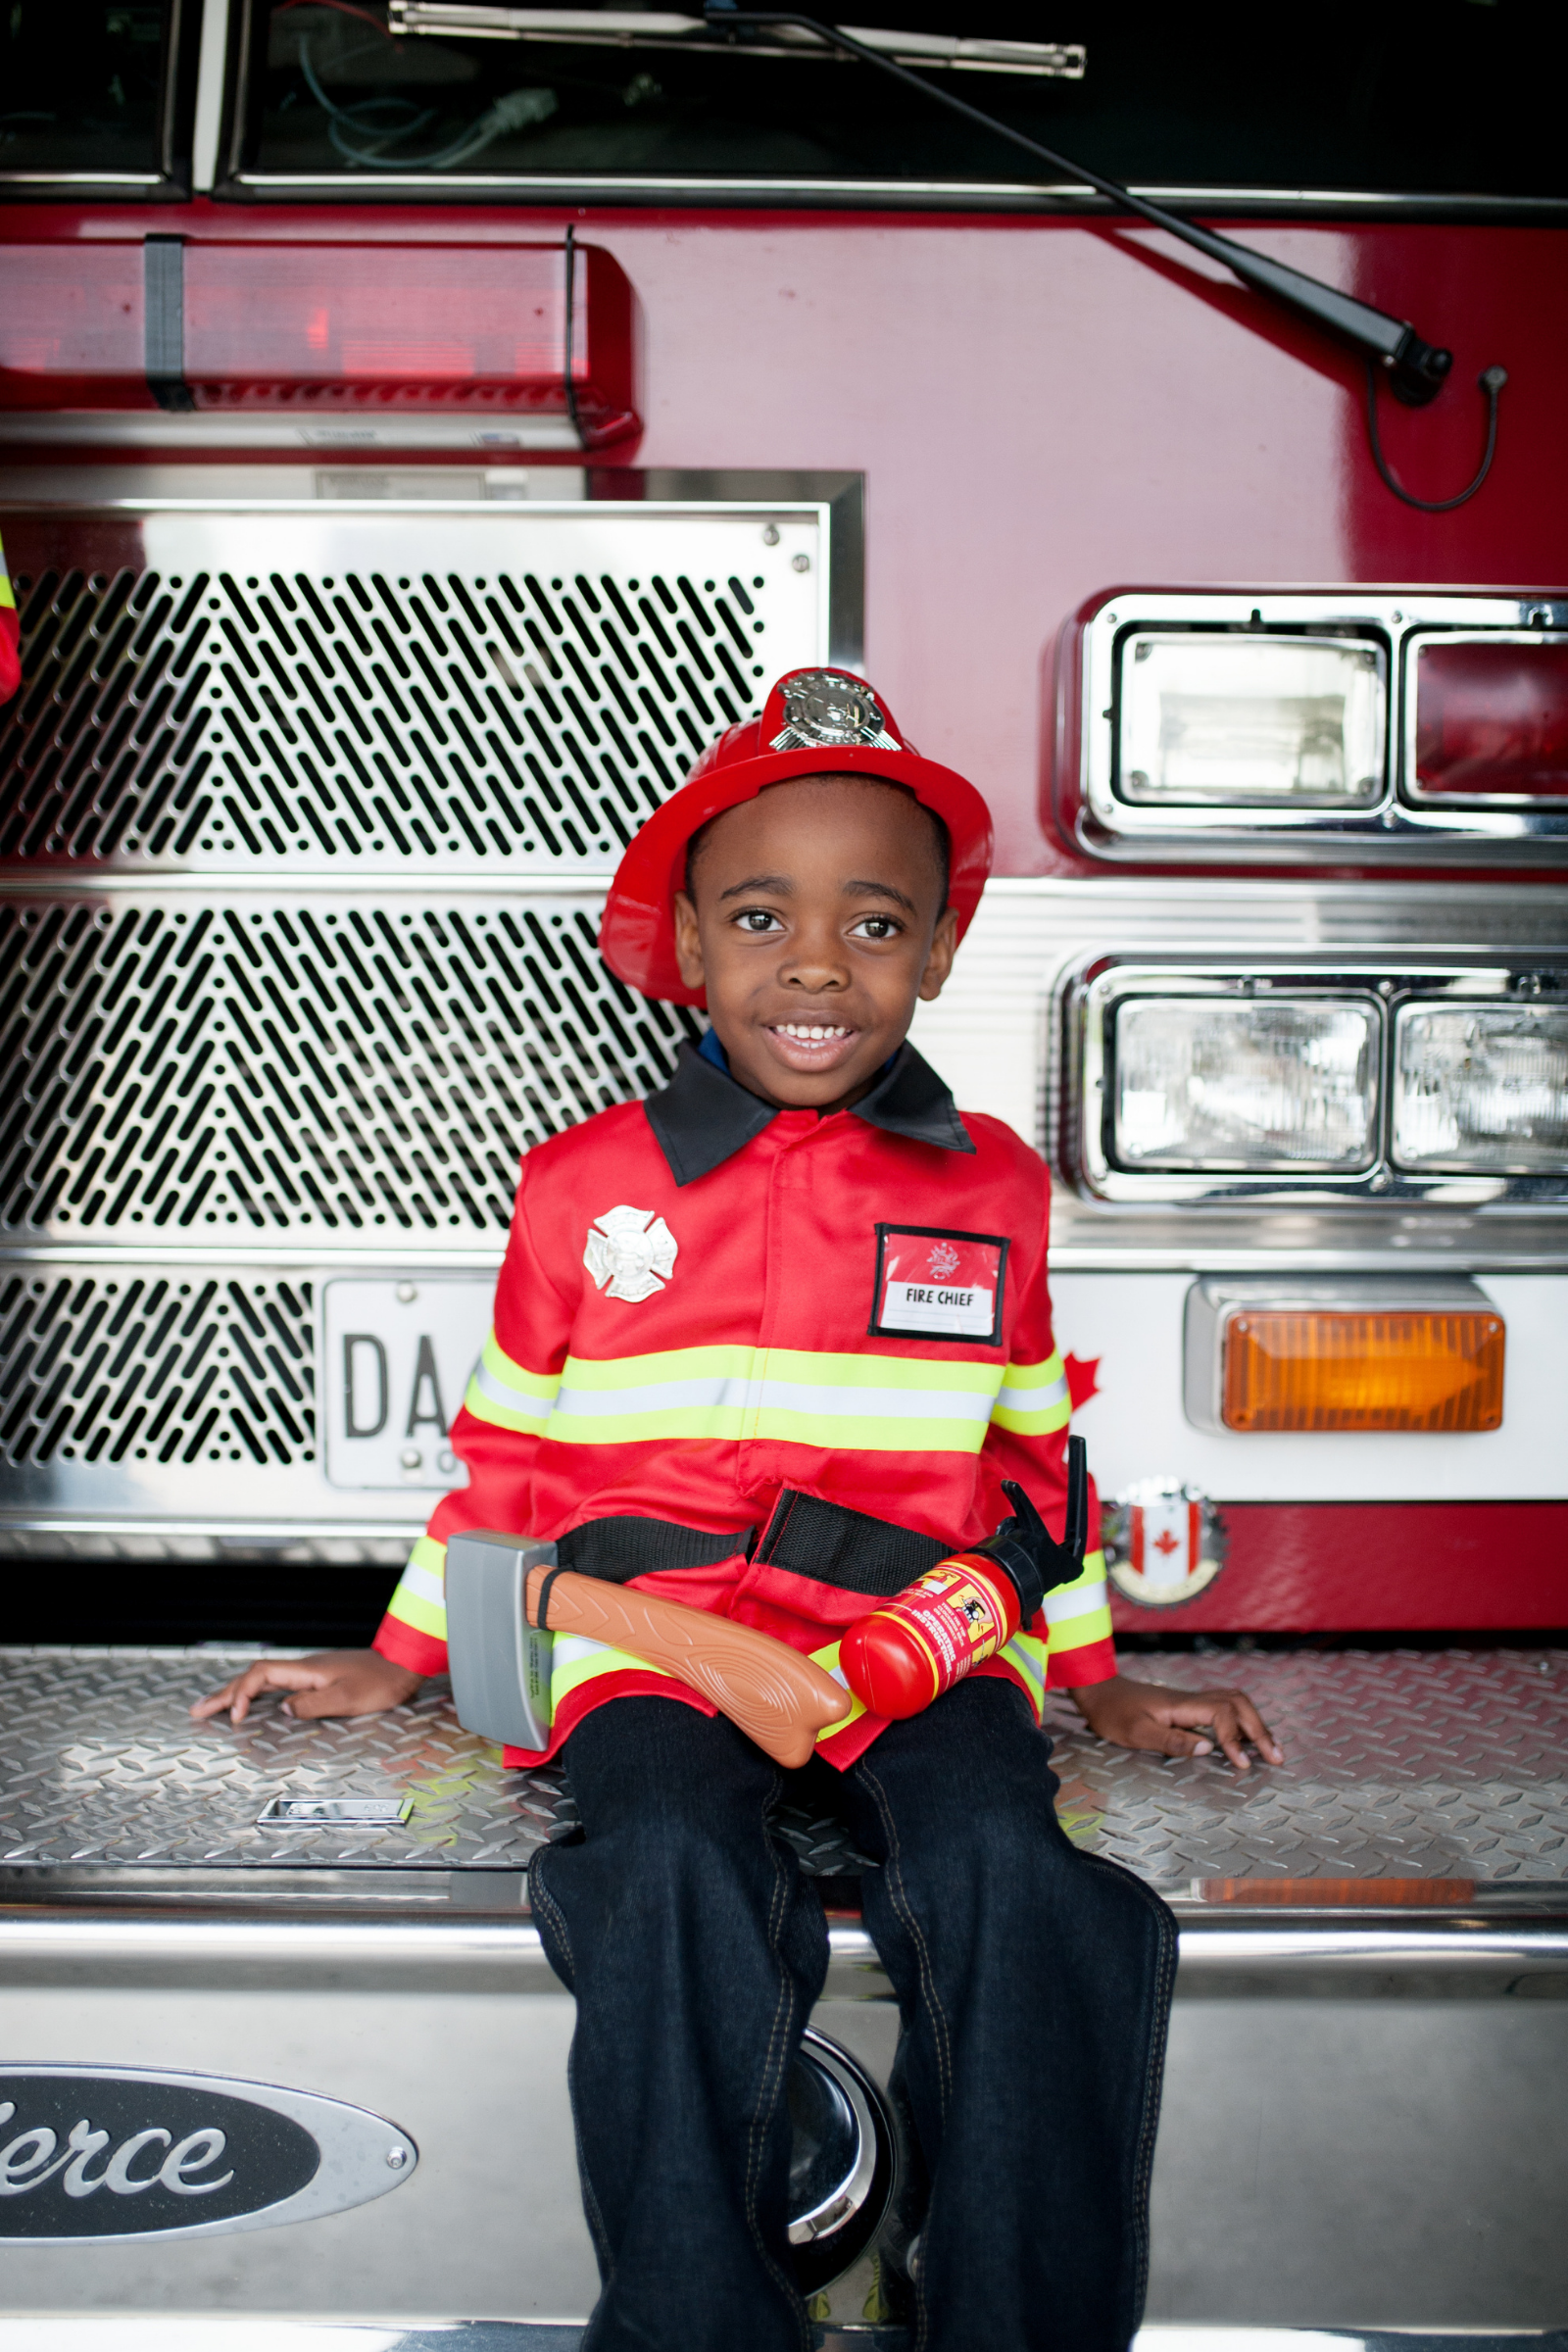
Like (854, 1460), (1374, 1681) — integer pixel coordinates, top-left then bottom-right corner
(321, 1279), (494, 1490)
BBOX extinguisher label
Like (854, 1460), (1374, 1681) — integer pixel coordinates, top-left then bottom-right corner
(869, 1226), (1008, 1344)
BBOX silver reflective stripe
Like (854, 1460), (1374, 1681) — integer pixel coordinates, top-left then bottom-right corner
(996, 1370), (1069, 1413)
(401, 1559), (446, 1608)
(1043, 1578), (1109, 1627)
(551, 1374), (995, 1424)
(472, 1363), (557, 1421)
(549, 1635), (618, 1671)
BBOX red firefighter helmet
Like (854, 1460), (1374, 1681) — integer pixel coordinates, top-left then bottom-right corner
(599, 667), (995, 1004)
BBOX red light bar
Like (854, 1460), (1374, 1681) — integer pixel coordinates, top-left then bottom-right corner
(1412, 636), (1568, 801)
(0, 237), (638, 444)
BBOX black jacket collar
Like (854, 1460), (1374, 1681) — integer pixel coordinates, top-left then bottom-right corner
(645, 1040), (974, 1188)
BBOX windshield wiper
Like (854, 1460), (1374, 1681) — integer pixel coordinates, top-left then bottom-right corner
(390, 0), (1505, 498)
(388, 5), (1085, 78)
(705, 5), (1452, 405)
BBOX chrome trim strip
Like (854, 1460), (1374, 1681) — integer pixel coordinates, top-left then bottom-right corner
(0, 416), (587, 451)
(225, 172), (1568, 217)
(191, 0), (230, 194)
(0, 1518), (428, 1539)
(1175, 1926), (1568, 1965)
(0, 172), (164, 186)
(0, 1912), (1556, 1972)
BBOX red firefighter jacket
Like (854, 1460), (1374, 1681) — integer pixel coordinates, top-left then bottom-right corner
(372, 1040), (1114, 1766)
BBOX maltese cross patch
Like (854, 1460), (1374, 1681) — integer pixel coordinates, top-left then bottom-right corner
(584, 1204), (678, 1304)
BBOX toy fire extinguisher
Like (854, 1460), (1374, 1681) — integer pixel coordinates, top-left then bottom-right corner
(840, 1438), (1090, 1719)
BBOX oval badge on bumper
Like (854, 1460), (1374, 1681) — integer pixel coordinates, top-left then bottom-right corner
(0, 2068), (416, 2242)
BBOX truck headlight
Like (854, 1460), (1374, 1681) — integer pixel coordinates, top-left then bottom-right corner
(1118, 633), (1384, 808)
(1113, 998), (1379, 1171)
(1393, 1002), (1568, 1171)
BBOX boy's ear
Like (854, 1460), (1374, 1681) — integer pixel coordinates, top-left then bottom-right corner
(672, 890), (706, 993)
(917, 906), (959, 1003)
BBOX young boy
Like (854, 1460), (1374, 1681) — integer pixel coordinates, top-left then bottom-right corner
(197, 667), (1278, 2352)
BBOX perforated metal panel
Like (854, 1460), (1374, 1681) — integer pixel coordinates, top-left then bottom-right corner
(0, 1272), (315, 1472)
(0, 506), (826, 873)
(0, 891), (691, 1241)
(0, 491), (836, 1551)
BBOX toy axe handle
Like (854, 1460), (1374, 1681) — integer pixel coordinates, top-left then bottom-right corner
(525, 1565), (853, 1769)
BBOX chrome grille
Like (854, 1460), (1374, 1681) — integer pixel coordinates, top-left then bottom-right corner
(0, 506), (825, 873)
(0, 490), (835, 1553)
(0, 891), (691, 1241)
(0, 1272), (315, 1472)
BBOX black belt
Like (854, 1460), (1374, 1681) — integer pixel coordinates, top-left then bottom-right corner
(557, 1492), (954, 1600)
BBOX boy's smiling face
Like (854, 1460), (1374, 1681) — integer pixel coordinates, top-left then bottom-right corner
(672, 773), (958, 1112)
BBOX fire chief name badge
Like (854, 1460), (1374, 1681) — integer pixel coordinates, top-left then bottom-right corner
(870, 1226), (1008, 1345)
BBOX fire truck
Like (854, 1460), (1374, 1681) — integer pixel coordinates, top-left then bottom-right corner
(0, 1), (1565, 2339)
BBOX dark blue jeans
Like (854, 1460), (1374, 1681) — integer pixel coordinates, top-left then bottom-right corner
(529, 1678), (1175, 2352)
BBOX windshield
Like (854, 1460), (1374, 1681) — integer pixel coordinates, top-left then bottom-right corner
(1, 1), (175, 183)
(239, 0), (1567, 201)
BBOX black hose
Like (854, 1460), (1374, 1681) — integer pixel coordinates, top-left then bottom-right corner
(1365, 360), (1507, 513)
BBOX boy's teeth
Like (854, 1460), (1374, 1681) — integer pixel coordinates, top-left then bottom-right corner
(777, 1024), (851, 1040)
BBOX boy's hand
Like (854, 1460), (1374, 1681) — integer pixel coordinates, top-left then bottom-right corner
(190, 1649), (421, 1727)
(1069, 1674), (1283, 1772)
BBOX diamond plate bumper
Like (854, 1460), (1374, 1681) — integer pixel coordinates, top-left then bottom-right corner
(0, 1642), (1561, 1899)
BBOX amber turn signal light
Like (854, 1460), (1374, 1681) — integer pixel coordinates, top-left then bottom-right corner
(1222, 1307), (1504, 1433)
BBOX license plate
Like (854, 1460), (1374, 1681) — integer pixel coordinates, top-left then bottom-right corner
(321, 1278), (495, 1491)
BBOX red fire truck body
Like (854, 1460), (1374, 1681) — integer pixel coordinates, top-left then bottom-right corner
(0, 3), (1565, 2337)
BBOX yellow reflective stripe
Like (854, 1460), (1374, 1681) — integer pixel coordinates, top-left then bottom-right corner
(546, 1345), (1001, 1452)
(1000, 1629), (1049, 1714)
(557, 1344), (753, 1392)
(1046, 1550), (1111, 1655)
(0, 571), (14, 611)
(1050, 1605), (1113, 1656)
(549, 1632), (678, 1708)
(991, 1349), (1071, 1436)
(464, 1330), (562, 1434)
(384, 1534), (448, 1640)
(809, 1640), (865, 1744)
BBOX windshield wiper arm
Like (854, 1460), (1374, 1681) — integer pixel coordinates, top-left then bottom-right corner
(390, 6), (1085, 77)
(705, 4), (1453, 404)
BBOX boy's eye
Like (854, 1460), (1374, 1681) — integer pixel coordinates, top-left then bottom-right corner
(734, 907), (783, 934)
(852, 914), (901, 940)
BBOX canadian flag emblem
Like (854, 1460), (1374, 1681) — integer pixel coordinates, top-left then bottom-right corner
(1104, 1481), (1227, 1608)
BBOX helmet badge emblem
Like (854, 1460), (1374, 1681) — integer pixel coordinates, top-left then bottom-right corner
(770, 669), (903, 754)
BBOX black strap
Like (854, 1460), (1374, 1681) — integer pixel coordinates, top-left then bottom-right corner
(556, 1515), (754, 1585)
(532, 1562), (573, 1630)
(144, 235), (194, 414)
(555, 1494), (956, 1600)
(753, 1490), (954, 1599)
